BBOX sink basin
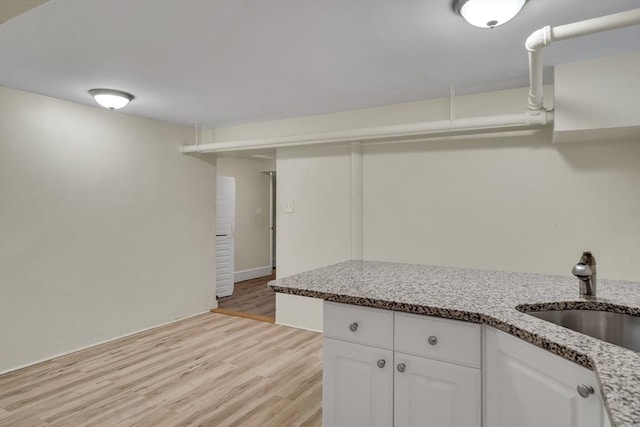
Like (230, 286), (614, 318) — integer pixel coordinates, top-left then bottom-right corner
(524, 309), (640, 352)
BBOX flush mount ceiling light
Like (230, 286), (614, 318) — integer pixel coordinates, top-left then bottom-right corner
(455, 0), (527, 29)
(88, 88), (134, 110)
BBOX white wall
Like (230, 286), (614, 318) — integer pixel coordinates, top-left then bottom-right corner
(363, 137), (640, 281)
(275, 145), (353, 331)
(216, 157), (273, 279)
(0, 87), (217, 372)
(213, 80), (640, 331)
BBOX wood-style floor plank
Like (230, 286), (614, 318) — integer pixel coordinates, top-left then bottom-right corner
(0, 313), (322, 427)
(217, 271), (276, 319)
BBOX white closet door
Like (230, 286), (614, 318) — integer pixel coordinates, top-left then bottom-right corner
(216, 176), (235, 235)
(216, 176), (235, 297)
(215, 235), (234, 297)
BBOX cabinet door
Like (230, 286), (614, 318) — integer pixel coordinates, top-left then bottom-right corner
(394, 352), (481, 427)
(485, 327), (610, 427)
(323, 338), (393, 427)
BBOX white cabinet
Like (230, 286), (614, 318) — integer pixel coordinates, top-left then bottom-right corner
(323, 338), (393, 427)
(393, 313), (481, 427)
(323, 302), (481, 427)
(324, 302), (611, 427)
(323, 302), (394, 427)
(484, 327), (610, 427)
(394, 352), (481, 427)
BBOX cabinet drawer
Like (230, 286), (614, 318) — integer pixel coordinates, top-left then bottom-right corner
(394, 312), (481, 368)
(324, 302), (393, 349)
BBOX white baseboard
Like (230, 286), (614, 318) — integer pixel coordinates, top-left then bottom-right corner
(0, 310), (210, 375)
(234, 266), (272, 283)
(275, 321), (322, 334)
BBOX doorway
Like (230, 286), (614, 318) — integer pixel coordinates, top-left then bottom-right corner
(213, 158), (276, 323)
(269, 171), (276, 270)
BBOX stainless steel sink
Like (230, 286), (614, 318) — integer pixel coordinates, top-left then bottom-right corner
(524, 309), (640, 352)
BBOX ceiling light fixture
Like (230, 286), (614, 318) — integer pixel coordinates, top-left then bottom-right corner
(88, 88), (134, 110)
(454, 0), (527, 29)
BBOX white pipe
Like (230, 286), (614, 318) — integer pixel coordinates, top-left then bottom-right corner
(180, 111), (552, 153)
(179, 8), (640, 154)
(366, 128), (548, 146)
(526, 8), (640, 111)
(180, 9), (638, 155)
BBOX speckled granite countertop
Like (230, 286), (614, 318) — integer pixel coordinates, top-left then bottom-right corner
(268, 260), (640, 427)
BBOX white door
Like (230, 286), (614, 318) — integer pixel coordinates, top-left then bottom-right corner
(394, 352), (481, 427)
(215, 235), (234, 297)
(323, 338), (393, 427)
(216, 176), (235, 297)
(485, 327), (609, 427)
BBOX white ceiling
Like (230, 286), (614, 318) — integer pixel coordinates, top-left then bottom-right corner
(1, 0), (639, 128)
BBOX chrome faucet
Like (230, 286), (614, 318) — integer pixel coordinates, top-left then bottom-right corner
(572, 251), (596, 297)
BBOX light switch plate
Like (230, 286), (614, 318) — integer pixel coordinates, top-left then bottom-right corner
(283, 201), (294, 213)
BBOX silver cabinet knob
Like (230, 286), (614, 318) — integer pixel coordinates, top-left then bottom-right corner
(577, 384), (594, 398)
(377, 359), (386, 368)
(397, 363), (406, 372)
(349, 322), (358, 332)
(428, 336), (438, 345)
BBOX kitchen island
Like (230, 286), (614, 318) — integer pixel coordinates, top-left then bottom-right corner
(268, 260), (640, 427)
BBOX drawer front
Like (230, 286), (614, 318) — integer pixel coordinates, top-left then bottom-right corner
(394, 312), (481, 368)
(324, 302), (393, 349)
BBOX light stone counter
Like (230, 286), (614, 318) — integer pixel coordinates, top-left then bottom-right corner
(268, 260), (640, 427)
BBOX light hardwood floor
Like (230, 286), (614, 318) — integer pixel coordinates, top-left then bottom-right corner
(217, 271), (276, 320)
(0, 313), (322, 427)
